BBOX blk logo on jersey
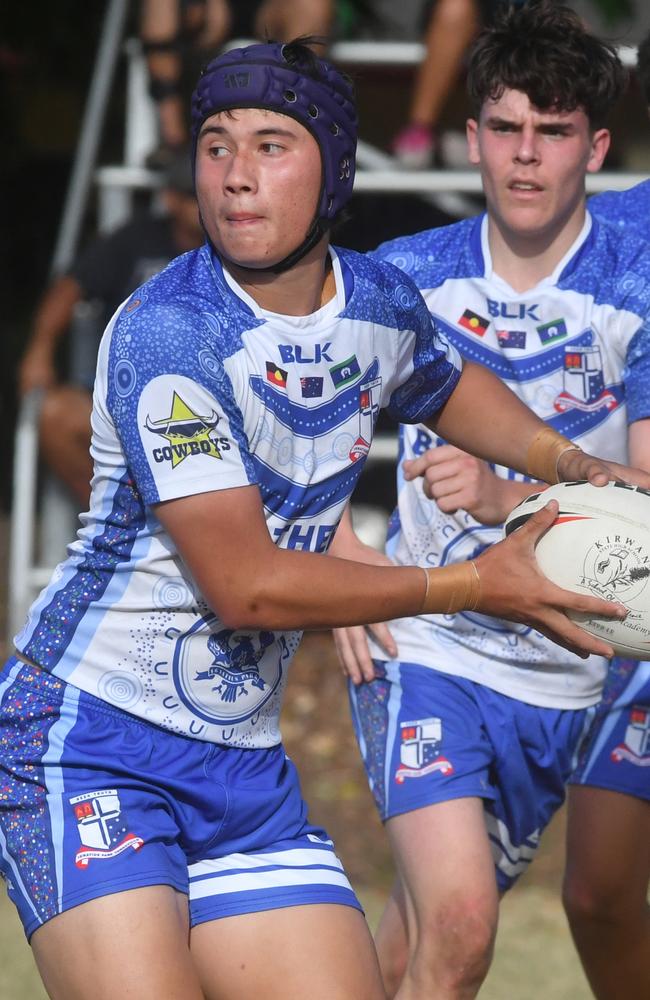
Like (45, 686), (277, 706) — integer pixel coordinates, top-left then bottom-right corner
(278, 343), (333, 364)
(458, 309), (489, 336)
(146, 392), (230, 467)
(71, 790), (144, 869)
(486, 299), (540, 322)
(395, 717), (453, 783)
(611, 706), (650, 766)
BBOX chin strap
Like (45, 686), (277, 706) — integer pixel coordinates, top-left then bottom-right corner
(207, 216), (330, 277)
(268, 218), (330, 274)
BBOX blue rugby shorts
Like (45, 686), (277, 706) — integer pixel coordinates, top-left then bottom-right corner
(570, 658), (650, 800)
(348, 659), (593, 892)
(0, 658), (361, 940)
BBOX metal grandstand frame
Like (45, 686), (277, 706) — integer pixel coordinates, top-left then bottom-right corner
(8, 0), (645, 639)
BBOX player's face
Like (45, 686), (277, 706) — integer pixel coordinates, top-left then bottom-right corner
(195, 108), (322, 269)
(466, 89), (610, 248)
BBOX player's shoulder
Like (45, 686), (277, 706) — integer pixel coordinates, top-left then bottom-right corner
(369, 216), (482, 290)
(334, 245), (432, 330)
(111, 245), (221, 345)
(568, 214), (650, 316)
(589, 179), (650, 238)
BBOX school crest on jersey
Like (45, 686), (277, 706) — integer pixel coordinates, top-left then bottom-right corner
(611, 706), (650, 766)
(71, 790), (144, 869)
(350, 372), (382, 462)
(395, 717), (453, 782)
(172, 618), (287, 727)
(554, 344), (618, 414)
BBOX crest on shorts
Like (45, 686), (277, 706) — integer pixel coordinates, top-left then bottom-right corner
(395, 717), (453, 783)
(611, 705), (650, 766)
(71, 790), (144, 869)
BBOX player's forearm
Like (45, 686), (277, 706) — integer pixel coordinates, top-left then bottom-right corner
(429, 361), (562, 477)
(222, 548), (427, 631)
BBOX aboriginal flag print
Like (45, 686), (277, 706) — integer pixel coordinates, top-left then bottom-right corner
(266, 362), (288, 388)
(458, 309), (489, 336)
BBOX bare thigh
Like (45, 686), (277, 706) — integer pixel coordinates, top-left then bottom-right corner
(31, 885), (204, 1000)
(385, 797), (499, 957)
(191, 903), (386, 1000)
(565, 785), (650, 906)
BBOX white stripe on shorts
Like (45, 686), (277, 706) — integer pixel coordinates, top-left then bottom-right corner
(484, 813), (539, 879)
(189, 847), (344, 880)
(188, 864), (353, 901)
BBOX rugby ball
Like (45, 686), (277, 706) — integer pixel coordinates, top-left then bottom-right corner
(504, 481), (650, 658)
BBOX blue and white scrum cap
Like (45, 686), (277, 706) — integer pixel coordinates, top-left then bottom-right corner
(191, 40), (357, 224)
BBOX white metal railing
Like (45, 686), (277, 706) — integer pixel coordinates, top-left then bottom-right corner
(229, 39), (638, 70)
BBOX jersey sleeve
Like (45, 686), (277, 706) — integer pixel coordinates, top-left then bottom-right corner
(624, 318), (650, 423)
(383, 275), (463, 424)
(103, 298), (256, 505)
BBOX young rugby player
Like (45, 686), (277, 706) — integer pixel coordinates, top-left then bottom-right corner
(561, 28), (650, 1000)
(332, 4), (650, 997)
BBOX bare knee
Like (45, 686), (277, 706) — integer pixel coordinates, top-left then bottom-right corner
(412, 893), (497, 993)
(563, 870), (645, 931)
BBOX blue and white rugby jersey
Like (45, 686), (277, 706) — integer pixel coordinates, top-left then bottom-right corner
(371, 212), (650, 709)
(14, 245), (461, 748)
(590, 179), (650, 241)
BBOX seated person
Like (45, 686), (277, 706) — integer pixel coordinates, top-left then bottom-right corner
(18, 149), (202, 507)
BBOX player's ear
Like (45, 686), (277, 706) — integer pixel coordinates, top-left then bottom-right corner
(466, 118), (480, 166)
(586, 128), (611, 174)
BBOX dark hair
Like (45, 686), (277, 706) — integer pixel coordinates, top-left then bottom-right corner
(637, 31), (650, 107)
(467, 0), (627, 128)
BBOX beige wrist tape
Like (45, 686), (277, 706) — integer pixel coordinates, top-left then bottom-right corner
(420, 562), (481, 616)
(526, 426), (581, 484)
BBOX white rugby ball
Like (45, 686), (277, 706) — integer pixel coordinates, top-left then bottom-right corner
(504, 481), (650, 658)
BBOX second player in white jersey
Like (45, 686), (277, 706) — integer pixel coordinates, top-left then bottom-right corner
(373, 211), (650, 708)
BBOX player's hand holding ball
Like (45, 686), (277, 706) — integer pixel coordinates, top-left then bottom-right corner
(473, 500), (628, 659)
(557, 446), (650, 491)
